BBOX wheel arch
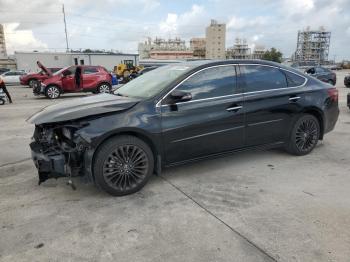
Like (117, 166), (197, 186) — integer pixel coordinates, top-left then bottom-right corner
(89, 128), (161, 182)
(97, 81), (112, 88)
(302, 107), (325, 139)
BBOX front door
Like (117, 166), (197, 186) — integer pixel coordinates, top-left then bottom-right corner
(61, 66), (77, 92)
(239, 64), (306, 146)
(161, 65), (245, 164)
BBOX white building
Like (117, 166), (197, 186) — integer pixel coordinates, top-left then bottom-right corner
(15, 52), (139, 72)
(0, 24), (7, 58)
(205, 20), (226, 59)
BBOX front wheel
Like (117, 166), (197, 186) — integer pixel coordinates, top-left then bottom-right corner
(93, 136), (154, 196)
(97, 83), (111, 94)
(286, 114), (320, 156)
(45, 85), (61, 99)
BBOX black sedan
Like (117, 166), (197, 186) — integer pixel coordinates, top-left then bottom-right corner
(344, 74), (350, 88)
(28, 60), (339, 196)
(305, 66), (337, 86)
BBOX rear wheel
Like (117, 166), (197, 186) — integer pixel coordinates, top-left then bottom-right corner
(45, 85), (61, 99)
(93, 136), (154, 196)
(286, 114), (320, 156)
(0, 98), (5, 105)
(97, 83), (111, 94)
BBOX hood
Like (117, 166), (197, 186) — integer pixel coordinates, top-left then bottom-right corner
(43, 73), (61, 84)
(27, 94), (140, 125)
(37, 61), (52, 76)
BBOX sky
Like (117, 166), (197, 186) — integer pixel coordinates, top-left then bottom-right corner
(0, 0), (349, 60)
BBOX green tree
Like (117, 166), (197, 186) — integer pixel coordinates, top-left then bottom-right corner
(262, 48), (283, 63)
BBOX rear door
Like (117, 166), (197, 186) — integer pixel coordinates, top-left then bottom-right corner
(240, 64), (307, 146)
(82, 67), (99, 90)
(161, 65), (245, 164)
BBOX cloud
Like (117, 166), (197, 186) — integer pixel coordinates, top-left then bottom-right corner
(3, 23), (48, 53)
(158, 4), (206, 39)
(227, 16), (269, 30)
(0, 0), (349, 59)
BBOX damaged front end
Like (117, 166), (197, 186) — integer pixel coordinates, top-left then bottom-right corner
(30, 122), (90, 186)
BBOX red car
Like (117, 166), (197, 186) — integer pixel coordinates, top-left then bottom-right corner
(20, 61), (61, 88)
(34, 65), (112, 99)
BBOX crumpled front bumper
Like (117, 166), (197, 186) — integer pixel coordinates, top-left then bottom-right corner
(30, 141), (68, 184)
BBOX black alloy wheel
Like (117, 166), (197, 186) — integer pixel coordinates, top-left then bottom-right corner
(93, 136), (154, 196)
(286, 114), (320, 156)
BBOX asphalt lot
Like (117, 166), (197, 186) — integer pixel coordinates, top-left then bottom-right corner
(1, 71), (350, 262)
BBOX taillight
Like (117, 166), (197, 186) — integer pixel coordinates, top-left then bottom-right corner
(327, 88), (338, 102)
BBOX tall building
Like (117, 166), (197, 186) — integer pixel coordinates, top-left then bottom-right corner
(252, 45), (265, 59)
(205, 20), (226, 59)
(226, 38), (251, 59)
(294, 27), (331, 63)
(0, 24), (7, 58)
(138, 37), (193, 60)
(190, 38), (206, 58)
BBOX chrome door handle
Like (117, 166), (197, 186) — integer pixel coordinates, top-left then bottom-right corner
(226, 106), (242, 112)
(289, 96), (301, 102)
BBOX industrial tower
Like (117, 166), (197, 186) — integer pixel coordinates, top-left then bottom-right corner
(294, 27), (331, 63)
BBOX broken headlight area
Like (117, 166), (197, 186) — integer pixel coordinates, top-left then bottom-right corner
(30, 123), (90, 185)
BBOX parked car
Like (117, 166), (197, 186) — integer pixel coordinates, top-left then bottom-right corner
(34, 65), (113, 99)
(28, 60), (339, 196)
(20, 61), (61, 88)
(1, 70), (27, 85)
(344, 74), (350, 88)
(0, 68), (10, 74)
(305, 66), (336, 85)
(347, 92), (350, 110)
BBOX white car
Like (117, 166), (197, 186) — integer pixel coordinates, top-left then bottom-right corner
(0, 70), (27, 85)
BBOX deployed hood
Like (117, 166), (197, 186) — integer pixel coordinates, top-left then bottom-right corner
(37, 61), (52, 76)
(27, 93), (140, 125)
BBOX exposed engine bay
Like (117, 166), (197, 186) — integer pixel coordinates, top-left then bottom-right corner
(30, 122), (90, 188)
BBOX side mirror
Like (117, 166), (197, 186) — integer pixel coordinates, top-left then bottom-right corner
(169, 90), (192, 103)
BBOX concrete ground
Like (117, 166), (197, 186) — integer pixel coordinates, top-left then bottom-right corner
(1, 71), (350, 262)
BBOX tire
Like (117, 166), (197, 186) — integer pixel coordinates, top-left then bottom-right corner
(45, 85), (61, 99)
(28, 79), (38, 88)
(286, 114), (320, 156)
(0, 98), (5, 105)
(93, 136), (154, 196)
(97, 83), (111, 94)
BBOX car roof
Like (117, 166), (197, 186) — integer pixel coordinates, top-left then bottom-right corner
(174, 59), (284, 68)
(172, 59), (304, 75)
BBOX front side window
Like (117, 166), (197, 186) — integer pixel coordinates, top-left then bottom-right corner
(240, 65), (287, 92)
(175, 65), (237, 100)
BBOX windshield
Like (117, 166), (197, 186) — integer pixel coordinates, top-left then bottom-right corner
(53, 66), (75, 76)
(115, 64), (194, 99)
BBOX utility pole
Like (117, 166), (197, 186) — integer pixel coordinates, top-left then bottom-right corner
(62, 4), (69, 52)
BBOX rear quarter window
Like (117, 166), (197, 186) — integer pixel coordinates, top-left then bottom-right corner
(283, 70), (306, 87)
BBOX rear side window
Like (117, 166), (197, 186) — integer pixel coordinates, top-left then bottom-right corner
(240, 65), (287, 92)
(283, 70), (305, 87)
(175, 65), (237, 100)
(84, 67), (99, 74)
